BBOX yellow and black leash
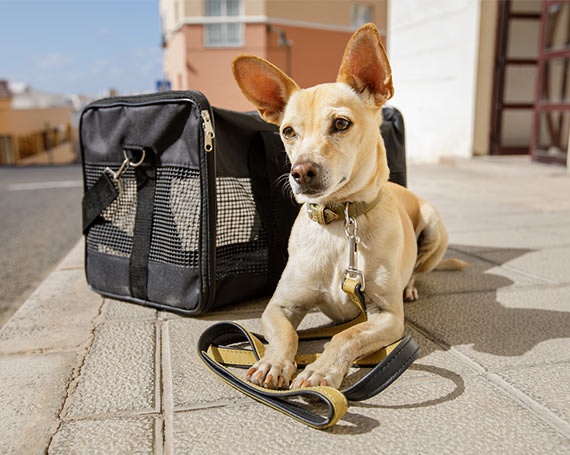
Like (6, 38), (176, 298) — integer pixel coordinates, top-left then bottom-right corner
(197, 277), (420, 429)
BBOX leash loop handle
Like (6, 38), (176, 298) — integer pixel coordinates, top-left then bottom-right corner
(197, 320), (421, 429)
(196, 270), (420, 429)
(197, 322), (348, 429)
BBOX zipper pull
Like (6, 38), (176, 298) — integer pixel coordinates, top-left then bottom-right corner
(201, 110), (215, 152)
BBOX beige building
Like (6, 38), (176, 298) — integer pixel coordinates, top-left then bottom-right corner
(161, 0), (569, 166)
(0, 81), (74, 165)
(160, 0), (387, 111)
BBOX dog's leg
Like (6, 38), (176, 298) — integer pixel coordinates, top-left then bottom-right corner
(291, 286), (404, 389)
(404, 275), (418, 302)
(415, 202), (448, 274)
(246, 294), (311, 389)
(403, 202), (449, 301)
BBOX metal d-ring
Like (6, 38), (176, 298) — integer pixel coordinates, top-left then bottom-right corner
(123, 147), (146, 167)
(103, 147), (146, 195)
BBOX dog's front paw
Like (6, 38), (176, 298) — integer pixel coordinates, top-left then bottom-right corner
(404, 285), (418, 302)
(246, 357), (297, 389)
(290, 365), (344, 390)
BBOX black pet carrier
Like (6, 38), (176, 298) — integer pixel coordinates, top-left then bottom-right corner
(80, 91), (405, 315)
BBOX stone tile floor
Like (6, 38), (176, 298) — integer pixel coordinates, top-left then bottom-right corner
(1, 158), (569, 454)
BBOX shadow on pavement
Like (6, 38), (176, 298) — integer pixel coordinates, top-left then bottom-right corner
(410, 244), (569, 358)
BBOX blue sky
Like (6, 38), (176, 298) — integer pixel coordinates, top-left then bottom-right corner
(0, 0), (163, 96)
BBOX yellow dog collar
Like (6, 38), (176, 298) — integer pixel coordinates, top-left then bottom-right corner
(306, 190), (382, 225)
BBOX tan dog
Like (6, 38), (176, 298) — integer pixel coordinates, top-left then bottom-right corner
(232, 23), (461, 390)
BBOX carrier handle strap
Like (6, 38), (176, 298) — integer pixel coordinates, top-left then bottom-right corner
(82, 172), (119, 234)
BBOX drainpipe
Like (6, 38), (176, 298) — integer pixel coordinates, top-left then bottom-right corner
(268, 26), (293, 77)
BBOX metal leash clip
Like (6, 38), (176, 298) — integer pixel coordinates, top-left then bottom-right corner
(104, 148), (146, 194)
(343, 203), (365, 291)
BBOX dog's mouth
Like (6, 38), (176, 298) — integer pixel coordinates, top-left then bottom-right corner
(291, 175), (349, 202)
(291, 183), (325, 197)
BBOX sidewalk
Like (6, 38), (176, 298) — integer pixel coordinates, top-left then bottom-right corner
(1, 157), (569, 454)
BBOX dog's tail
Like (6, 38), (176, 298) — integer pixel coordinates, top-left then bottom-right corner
(435, 258), (469, 271)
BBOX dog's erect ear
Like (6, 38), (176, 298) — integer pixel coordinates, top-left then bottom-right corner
(337, 23), (393, 105)
(232, 55), (299, 125)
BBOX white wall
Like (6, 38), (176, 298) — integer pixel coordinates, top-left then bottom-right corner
(387, 0), (481, 162)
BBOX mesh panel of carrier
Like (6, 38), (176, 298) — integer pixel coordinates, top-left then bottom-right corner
(84, 164), (268, 279)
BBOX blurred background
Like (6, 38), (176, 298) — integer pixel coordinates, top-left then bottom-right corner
(2, 1), (569, 170)
(0, 0), (569, 324)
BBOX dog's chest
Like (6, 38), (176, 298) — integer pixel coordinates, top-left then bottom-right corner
(300, 222), (368, 320)
(300, 223), (346, 267)
(291, 220), (354, 292)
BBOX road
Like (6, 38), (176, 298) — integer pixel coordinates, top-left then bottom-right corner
(0, 165), (83, 326)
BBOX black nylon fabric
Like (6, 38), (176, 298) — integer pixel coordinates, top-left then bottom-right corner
(81, 99), (202, 168)
(382, 105), (407, 187)
(81, 91), (217, 314)
(129, 155), (157, 300)
(249, 131), (298, 288)
(82, 172), (118, 234)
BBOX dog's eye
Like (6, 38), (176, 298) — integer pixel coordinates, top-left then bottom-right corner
(282, 126), (296, 139)
(332, 117), (352, 132)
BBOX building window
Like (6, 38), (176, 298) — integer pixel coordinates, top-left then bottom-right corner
(204, 0), (243, 47)
(351, 3), (373, 28)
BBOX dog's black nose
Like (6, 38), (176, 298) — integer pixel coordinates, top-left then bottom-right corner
(291, 161), (319, 185)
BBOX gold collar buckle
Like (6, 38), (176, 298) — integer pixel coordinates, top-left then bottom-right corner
(307, 204), (340, 225)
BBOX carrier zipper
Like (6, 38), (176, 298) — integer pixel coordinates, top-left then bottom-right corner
(201, 110), (215, 152)
(84, 91), (216, 154)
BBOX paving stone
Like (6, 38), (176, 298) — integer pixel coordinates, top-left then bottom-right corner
(449, 227), (570, 249)
(496, 363), (570, 422)
(402, 325), (478, 379)
(413, 248), (548, 300)
(66, 320), (157, 417)
(48, 417), (156, 455)
(103, 299), (157, 320)
(172, 375), (569, 454)
(158, 296), (268, 322)
(457, 246), (544, 265)
(168, 317), (253, 408)
(476, 245), (570, 284)
(0, 269), (102, 354)
(444, 211), (570, 234)
(405, 286), (570, 371)
(0, 352), (80, 455)
(210, 295), (269, 315)
(57, 239), (85, 270)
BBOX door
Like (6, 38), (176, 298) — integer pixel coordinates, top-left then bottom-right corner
(531, 0), (570, 166)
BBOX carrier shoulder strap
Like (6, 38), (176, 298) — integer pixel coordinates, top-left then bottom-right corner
(129, 152), (157, 300)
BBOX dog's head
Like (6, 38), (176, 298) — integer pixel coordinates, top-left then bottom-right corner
(233, 23), (393, 204)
